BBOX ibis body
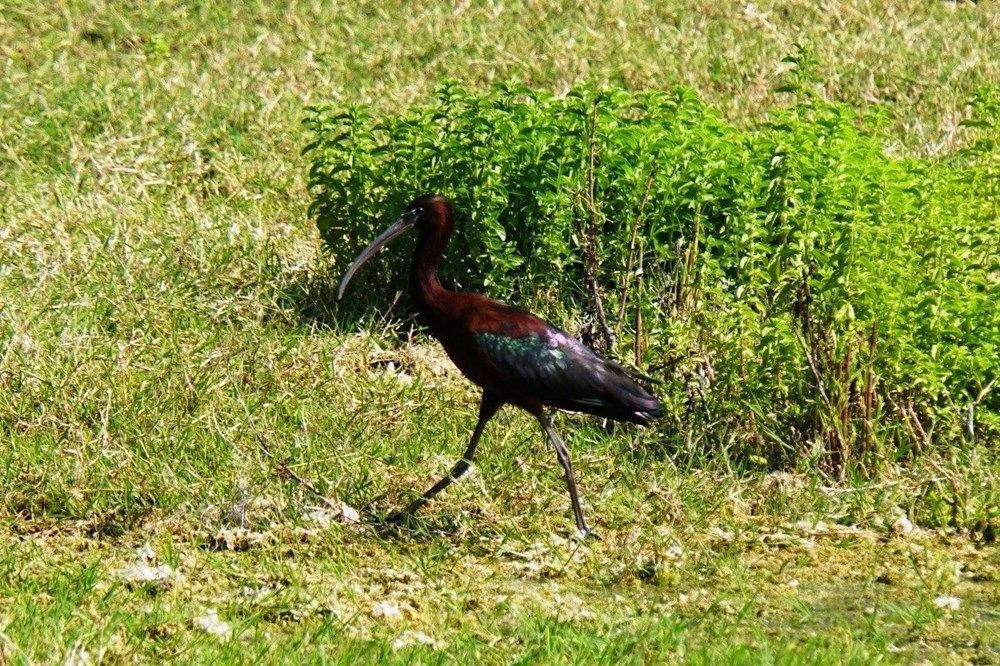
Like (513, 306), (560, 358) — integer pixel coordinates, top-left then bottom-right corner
(337, 194), (662, 536)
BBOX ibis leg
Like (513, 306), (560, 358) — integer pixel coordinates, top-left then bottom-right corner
(539, 413), (595, 538)
(388, 393), (502, 523)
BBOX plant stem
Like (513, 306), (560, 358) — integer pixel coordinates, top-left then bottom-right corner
(579, 97), (615, 354)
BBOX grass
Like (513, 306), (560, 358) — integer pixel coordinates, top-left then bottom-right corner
(1, 1), (998, 663)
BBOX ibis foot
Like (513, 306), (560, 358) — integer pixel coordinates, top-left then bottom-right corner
(383, 394), (501, 530)
(384, 507), (421, 527)
(385, 511), (406, 526)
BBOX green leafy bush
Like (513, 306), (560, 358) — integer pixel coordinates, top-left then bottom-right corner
(304, 81), (999, 471)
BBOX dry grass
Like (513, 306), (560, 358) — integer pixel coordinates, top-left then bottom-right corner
(1, 1), (998, 662)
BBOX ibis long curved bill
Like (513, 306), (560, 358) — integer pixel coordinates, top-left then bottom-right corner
(336, 214), (416, 300)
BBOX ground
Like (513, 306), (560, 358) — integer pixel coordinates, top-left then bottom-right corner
(1, 1), (998, 663)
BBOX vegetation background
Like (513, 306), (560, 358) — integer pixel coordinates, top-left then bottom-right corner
(1, 1), (997, 663)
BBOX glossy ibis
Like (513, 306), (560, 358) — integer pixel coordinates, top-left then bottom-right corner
(336, 194), (662, 537)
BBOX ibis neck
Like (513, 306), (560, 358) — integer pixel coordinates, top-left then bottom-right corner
(409, 227), (452, 312)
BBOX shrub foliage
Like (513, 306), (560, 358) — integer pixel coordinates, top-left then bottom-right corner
(305, 80), (999, 471)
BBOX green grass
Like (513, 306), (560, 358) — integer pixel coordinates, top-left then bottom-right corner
(1, 1), (998, 663)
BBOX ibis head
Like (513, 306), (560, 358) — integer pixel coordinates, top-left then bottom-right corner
(335, 194), (451, 300)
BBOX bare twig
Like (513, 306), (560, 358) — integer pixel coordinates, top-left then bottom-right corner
(617, 167), (657, 334)
(906, 397), (931, 453)
(793, 327), (831, 408)
(794, 326), (850, 475)
(673, 206), (703, 313)
(838, 341), (852, 473)
(580, 97), (615, 353)
(975, 377), (997, 405)
(634, 239), (645, 368)
(863, 322), (877, 444)
(254, 434), (340, 512)
(819, 478), (909, 496)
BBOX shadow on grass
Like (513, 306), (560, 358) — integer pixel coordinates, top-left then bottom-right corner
(363, 507), (474, 543)
(273, 261), (420, 337)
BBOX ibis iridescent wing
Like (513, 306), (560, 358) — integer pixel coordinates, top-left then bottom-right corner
(473, 327), (662, 425)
